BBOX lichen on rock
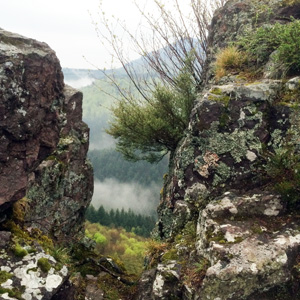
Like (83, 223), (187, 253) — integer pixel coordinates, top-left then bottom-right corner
(0, 29), (93, 299)
(138, 1), (300, 299)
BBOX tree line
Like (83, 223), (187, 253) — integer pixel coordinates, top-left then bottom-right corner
(85, 205), (156, 237)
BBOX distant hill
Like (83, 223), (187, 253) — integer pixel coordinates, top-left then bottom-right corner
(63, 38), (202, 89)
(62, 55), (149, 89)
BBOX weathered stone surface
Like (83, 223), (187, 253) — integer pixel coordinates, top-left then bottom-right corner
(0, 29), (93, 299)
(196, 190), (300, 299)
(145, 1), (300, 299)
(24, 86), (93, 241)
(0, 29), (64, 210)
(156, 79), (292, 239)
(85, 275), (104, 300)
(134, 269), (157, 300)
(0, 242), (68, 300)
(0, 29), (93, 241)
(134, 263), (182, 300)
(0, 231), (11, 248)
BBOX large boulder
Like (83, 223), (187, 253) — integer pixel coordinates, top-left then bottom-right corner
(157, 78), (299, 239)
(24, 85), (93, 241)
(196, 190), (300, 299)
(0, 29), (64, 210)
(0, 29), (93, 241)
(0, 28), (94, 300)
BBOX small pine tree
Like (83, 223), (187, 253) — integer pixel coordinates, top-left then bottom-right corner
(106, 66), (197, 163)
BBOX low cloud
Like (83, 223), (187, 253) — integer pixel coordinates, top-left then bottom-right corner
(91, 179), (161, 215)
(65, 77), (95, 89)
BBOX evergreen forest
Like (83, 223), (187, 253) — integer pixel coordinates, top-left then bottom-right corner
(85, 205), (156, 237)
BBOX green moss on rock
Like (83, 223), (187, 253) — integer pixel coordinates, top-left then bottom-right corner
(0, 270), (13, 284)
(37, 257), (52, 273)
(13, 243), (28, 258)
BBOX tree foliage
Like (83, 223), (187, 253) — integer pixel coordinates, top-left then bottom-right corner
(85, 205), (156, 237)
(93, 0), (225, 162)
(85, 222), (149, 274)
(106, 68), (197, 162)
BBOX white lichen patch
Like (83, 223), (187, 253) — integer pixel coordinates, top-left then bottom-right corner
(1, 279), (13, 289)
(246, 150), (257, 162)
(286, 76), (300, 90)
(211, 196), (238, 215)
(1, 293), (15, 300)
(152, 274), (164, 297)
(45, 274), (63, 292)
(276, 253), (288, 265)
(263, 199), (283, 216)
(58, 136), (74, 146)
(239, 110), (246, 121)
(225, 231), (236, 243)
(1, 266), (12, 272)
(250, 263), (258, 274)
(1, 251), (67, 300)
(17, 107), (27, 116)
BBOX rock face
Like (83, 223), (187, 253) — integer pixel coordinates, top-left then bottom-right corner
(0, 29), (64, 210)
(196, 190), (300, 299)
(0, 237), (68, 300)
(24, 85), (93, 241)
(0, 29), (93, 299)
(0, 29), (93, 241)
(135, 1), (300, 299)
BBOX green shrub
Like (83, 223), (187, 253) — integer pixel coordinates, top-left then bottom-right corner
(107, 67), (196, 162)
(264, 147), (300, 207)
(238, 19), (300, 75)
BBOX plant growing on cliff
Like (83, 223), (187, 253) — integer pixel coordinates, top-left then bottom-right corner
(93, 0), (226, 162)
(214, 46), (247, 80)
(37, 258), (52, 273)
(265, 146), (300, 208)
(106, 66), (196, 162)
(238, 18), (300, 76)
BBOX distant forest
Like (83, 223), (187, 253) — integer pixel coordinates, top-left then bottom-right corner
(85, 205), (156, 237)
(88, 148), (168, 186)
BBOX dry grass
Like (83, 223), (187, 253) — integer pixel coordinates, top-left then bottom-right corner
(282, 0), (300, 6)
(214, 46), (247, 80)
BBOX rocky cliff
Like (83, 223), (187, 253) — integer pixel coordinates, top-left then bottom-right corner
(0, 29), (93, 299)
(135, 1), (300, 299)
(2, 0), (300, 299)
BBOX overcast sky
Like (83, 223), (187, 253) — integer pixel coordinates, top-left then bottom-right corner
(0, 0), (153, 69)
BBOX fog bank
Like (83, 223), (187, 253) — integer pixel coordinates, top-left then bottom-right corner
(92, 178), (161, 215)
(65, 77), (95, 89)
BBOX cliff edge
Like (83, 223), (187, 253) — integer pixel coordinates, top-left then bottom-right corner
(135, 1), (300, 299)
(0, 29), (93, 299)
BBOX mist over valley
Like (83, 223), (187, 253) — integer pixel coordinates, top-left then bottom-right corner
(63, 67), (168, 217)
